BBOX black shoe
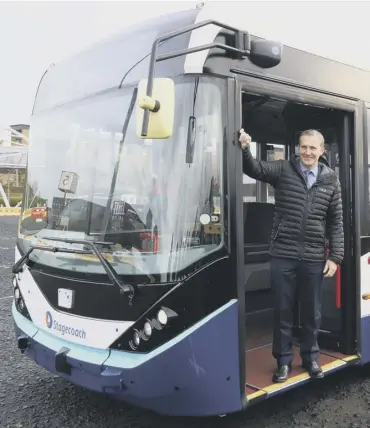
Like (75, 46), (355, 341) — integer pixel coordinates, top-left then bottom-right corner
(302, 361), (324, 379)
(272, 364), (291, 383)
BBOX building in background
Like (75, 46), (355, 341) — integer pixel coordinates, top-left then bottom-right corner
(0, 124), (28, 206)
(10, 124), (29, 146)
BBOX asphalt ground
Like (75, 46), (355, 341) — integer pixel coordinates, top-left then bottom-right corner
(1, 216), (370, 428)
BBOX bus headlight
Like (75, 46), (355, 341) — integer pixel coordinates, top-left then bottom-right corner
(132, 330), (140, 347)
(110, 306), (179, 353)
(157, 309), (167, 326)
(13, 285), (31, 321)
(143, 320), (152, 338)
(13, 276), (17, 288)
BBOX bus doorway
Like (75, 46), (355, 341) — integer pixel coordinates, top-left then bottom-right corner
(240, 91), (358, 399)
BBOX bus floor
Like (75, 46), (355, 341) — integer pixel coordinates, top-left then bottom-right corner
(244, 309), (358, 401)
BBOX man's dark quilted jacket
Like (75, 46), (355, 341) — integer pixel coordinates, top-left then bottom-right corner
(242, 146), (344, 264)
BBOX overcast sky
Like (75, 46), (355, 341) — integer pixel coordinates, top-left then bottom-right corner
(1, 0), (369, 127)
(0, 0), (194, 126)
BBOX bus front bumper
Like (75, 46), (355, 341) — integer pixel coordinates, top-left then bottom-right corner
(12, 300), (243, 417)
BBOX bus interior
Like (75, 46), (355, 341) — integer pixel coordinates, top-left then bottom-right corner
(241, 91), (358, 396)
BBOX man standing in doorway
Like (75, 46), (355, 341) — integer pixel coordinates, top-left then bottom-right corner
(239, 129), (344, 382)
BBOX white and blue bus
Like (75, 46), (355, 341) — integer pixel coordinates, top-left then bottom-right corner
(11, 2), (370, 417)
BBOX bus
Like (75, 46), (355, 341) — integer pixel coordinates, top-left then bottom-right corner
(11, 1), (370, 417)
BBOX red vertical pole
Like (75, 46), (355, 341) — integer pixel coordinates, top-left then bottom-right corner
(335, 264), (341, 309)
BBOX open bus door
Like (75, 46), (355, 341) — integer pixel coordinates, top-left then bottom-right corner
(286, 108), (357, 357)
(361, 105), (370, 366)
(238, 80), (360, 404)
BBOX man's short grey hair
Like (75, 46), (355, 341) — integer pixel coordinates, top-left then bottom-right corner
(299, 129), (325, 148)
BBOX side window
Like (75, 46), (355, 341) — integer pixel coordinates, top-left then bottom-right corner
(242, 141), (287, 204)
(243, 141), (257, 202)
(241, 92), (288, 204)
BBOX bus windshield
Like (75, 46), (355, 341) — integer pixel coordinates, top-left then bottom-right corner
(19, 76), (225, 278)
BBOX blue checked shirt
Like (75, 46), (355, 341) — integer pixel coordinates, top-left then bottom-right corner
(300, 162), (318, 189)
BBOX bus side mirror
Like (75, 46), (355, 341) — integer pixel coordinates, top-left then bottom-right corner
(136, 78), (175, 139)
(249, 40), (282, 68)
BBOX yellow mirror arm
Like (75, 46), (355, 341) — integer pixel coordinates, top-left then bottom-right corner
(138, 96), (160, 113)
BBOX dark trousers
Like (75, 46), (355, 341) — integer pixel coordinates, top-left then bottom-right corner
(271, 256), (325, 366)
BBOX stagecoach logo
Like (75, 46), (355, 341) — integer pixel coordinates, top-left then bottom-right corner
(44, 311), (87, 339)
(45, 311), (53, 328)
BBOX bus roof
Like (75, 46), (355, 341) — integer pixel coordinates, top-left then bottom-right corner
(185, 2), (370, 74)
(34, 3), (370, 112)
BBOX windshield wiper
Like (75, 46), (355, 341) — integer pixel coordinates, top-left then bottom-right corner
(13, 245), (91, 273)
(13, 237), (135, 303)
